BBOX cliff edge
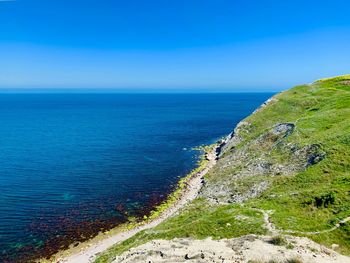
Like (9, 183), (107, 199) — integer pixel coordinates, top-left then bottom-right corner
(96, 75), (350, 263)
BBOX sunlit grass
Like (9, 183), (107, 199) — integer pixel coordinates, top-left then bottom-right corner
(95, 75), (350, 262)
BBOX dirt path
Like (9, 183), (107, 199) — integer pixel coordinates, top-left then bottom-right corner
(283, 216), (350, 235)
(253, 208), (350, 236)
(57, 145), (220, 263)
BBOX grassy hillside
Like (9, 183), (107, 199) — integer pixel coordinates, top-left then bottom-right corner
(95, 75), (350, 262)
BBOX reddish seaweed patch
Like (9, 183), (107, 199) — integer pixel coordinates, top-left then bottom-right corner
(0, 190), (173, 263)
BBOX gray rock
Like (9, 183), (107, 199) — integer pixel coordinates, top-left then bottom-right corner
(272, 123), (295, 138)
(200, 121), (325, 204)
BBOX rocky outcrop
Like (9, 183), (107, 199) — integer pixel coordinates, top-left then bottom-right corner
(113, 235), (349, 263)
(219, 121), (251, 156)
(200, 122), (326, 204)
(294, 143), (326, 167)
(272, 122), (295, 137)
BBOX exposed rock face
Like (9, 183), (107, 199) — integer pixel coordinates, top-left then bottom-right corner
(219, 121), (251, 156)
(200, 122), (326, 204)
(228, 181), (269, 203)
(113, 235), (349, 263)
(272, 122), (295, 138)
(340, 80), (350, 85)
(294, 143), (326, 167)
(256, 122), (295, 146)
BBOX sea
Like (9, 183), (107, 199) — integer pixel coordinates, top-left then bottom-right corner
(0, 92), (272, 262)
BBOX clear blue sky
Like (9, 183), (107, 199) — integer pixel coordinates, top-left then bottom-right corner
(1, 0), (350, 91)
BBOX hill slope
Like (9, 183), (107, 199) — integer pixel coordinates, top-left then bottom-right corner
(95, 75), (350, 263)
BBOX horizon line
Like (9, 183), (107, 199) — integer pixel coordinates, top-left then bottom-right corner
(0, 87), (279, 94)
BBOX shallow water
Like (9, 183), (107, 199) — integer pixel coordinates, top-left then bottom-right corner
(0, 93), (272, 262)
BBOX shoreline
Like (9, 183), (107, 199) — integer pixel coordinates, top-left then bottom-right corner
(47, 142), (223, 263)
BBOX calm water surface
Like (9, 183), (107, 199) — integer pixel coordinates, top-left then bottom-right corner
(0, 93), (272, 262)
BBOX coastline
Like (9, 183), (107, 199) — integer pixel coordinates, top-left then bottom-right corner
(45, 142), (223, 263)
(29, 76), (350, 263)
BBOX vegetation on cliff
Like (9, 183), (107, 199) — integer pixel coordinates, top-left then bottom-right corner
(95, 75), (350, 262)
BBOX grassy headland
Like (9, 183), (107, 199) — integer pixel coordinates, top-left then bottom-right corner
(95, 75), (350, 262)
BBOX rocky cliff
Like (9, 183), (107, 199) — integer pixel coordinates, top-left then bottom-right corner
(95, 75), (350, 263)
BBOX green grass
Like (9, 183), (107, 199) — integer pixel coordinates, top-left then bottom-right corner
(240, 76), (350, 252)
(286, 258), (303, 263)
(95, 75), (350, 262)
(306, 222), (350, 255)
(95, 199), (266, 263)
(269, 235), (287, 246)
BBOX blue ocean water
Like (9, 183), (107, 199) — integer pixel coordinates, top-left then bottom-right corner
(0, 93), (272, 262)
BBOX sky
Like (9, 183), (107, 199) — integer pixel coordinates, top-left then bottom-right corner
(0, 0), (350, 91)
